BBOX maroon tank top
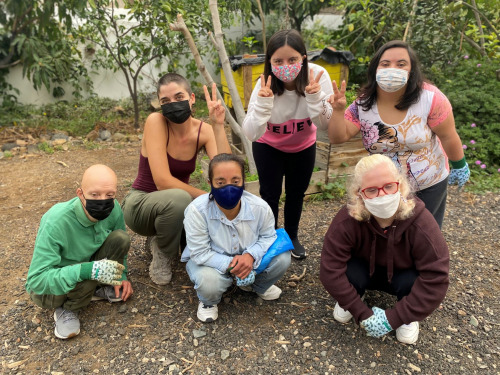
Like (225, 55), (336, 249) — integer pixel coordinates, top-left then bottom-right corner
(131, 122), (202, 193)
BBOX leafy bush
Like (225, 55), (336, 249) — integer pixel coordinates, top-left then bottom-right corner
(0, 95), (150, 136)
(429, 56), (500, 179)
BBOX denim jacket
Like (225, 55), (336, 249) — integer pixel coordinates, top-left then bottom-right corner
(181, 191), (277, 274)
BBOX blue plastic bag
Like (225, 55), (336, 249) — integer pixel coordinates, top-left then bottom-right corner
(255, 228), (294, 274)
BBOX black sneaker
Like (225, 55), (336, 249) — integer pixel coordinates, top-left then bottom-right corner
(291, 238), (307, 260)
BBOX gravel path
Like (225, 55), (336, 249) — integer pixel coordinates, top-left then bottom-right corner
(0, 147), (498, 374)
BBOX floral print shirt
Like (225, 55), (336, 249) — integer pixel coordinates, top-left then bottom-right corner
(345, 83), (453, 191)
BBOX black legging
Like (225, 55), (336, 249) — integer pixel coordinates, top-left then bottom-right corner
(252, 142), (316, 239)
(346, 257), (418, 301)
(415, 177), (448, 229)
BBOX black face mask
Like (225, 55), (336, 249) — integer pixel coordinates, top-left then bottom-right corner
(161, 100), (192, 124)
(82, 195), (115, 221)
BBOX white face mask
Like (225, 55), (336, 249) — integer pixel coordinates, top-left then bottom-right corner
(362, 191), (401, 219)
(376, 68), (409, 92)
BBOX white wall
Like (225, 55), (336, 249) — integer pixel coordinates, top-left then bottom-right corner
(5, 10), (342, 105)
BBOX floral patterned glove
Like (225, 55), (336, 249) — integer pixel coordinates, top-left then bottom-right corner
(448, 158), (470, 188)
(235, 270), (256, 286)
(360, 307), (393, 338)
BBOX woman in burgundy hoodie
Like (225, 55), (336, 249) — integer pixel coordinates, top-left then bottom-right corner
(320, 154), (449, 344)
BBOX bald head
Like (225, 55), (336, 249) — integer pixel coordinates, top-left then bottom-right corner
(81, 164), (117, 191)
(77, 164), (117, 204)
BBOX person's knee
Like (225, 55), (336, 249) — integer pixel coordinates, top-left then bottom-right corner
(273, 251), (291, 272)
(262, 251), (291, 276)
(194, 268), (227, 297)
(162, 189), (192, 216)
(108, 229), (131, 247)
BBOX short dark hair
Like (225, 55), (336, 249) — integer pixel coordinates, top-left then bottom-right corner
(157, 73), (192, 97)
(208, 153), (245, 184)
(358, 40), (425, 111)
(263, 29), (309, 97)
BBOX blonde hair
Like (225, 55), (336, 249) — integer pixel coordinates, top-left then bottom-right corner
(346, 154), (415, 221)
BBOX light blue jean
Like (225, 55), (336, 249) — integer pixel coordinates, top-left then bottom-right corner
(186, 251), (291, 306)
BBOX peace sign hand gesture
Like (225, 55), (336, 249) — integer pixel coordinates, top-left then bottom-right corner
(204, 82), (225, 125)
(305, 69), (324, 94)
(328, 80), (347, 111)
(257, 75), (274, 98)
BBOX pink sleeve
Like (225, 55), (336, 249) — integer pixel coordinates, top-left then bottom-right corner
(345, 101), (361, 129)
(425, 83), (453, 128)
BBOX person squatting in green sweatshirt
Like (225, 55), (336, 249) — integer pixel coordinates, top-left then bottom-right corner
(26, 164), (133, 339)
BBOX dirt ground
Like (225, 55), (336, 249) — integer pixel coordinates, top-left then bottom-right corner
(0, 142), (499, 374)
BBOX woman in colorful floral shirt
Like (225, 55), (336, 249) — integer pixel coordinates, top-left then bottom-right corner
(328, 40), (470, 227)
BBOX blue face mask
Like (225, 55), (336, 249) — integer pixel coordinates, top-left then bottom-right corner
(210, 184), (244, 210)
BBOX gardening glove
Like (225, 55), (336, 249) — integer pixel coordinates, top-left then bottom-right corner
(448, 157), (470, 188)
(235, 270), (256, 287)
(80, 259), (125, 286)
(360, 307), (393, 338)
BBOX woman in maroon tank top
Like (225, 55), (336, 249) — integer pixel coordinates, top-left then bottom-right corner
(122, 73), (231, 286)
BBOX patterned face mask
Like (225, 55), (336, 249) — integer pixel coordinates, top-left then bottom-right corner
(271, 61), (303, 83)
(376, 68), (409, 92)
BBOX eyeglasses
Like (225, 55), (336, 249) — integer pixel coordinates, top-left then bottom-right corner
(360, 182), (400, 199)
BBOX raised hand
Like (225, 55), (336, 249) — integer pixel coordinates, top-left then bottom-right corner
(258, 74), (274, 98)
(204, 82), (225, 125)
(305, 69), (324, 94)
(328, 80), (347, 111)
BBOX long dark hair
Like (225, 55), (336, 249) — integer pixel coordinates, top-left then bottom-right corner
(157, 73), (192, 97)
(208, 153), (246, 184)
(263, 29), (309, 97)
(358, 40), (424, 111)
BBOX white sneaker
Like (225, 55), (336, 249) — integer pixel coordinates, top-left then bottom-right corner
(197, 301), (218, 322)
(333, 302), (353, 323)
(396, 322), (419, 344)
(148, 236), (173, 285)
(53, 307), (80, 339)
(257, 285), (282, 300)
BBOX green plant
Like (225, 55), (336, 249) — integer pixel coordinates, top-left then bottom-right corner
(190, 161), (210, 192)
(2, 151), (13, 158)
(38, 142), (54, 154)
(430, 56), (500, 183)
(241, 36), (259, 54)
(83, 140), (100, 150)
(310, 175), (347, 201)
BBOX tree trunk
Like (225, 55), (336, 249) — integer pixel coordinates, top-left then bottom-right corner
(403, 0), (418, 42)
(170, 13), (256, 174)
(255, 0), (266, 53)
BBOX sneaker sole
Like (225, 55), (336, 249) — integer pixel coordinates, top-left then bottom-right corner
(291, 251), (307, 260)
(91, 295), (122, 303)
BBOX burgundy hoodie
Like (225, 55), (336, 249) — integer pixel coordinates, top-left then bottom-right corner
(320, 198), (449, 329)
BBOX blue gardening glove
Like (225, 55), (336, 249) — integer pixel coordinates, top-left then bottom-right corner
(448, 158), (470, 188)
(235, 270), (256, 286)
(360, 307), (393, 338)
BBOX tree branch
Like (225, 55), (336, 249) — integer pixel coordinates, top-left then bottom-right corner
(470, 0), (485, 52)
(169, 13), (256, 173)
(460, 1), (499, 40)
(461, 32), (487, 56)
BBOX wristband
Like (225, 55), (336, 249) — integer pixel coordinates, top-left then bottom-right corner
(450, 157), (466, 169)
(79, 262), (93, 280)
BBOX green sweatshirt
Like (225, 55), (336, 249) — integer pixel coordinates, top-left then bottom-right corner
(26, 197), (128, 295)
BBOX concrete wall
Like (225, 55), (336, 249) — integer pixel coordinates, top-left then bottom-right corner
(5, 11), (342, 106)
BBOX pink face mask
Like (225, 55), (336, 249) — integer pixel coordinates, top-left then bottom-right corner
(271, 61), (303, 83)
